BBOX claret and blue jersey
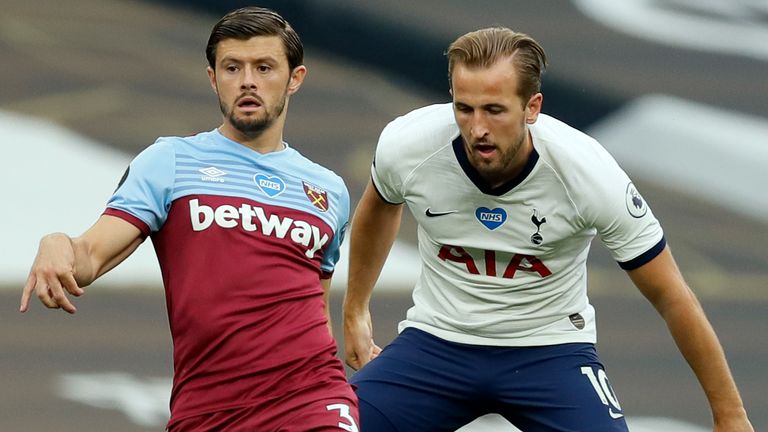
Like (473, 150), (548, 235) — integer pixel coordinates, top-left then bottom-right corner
(104, 129), (350, 426)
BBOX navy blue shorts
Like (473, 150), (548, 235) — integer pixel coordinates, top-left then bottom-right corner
(350, 328), (628, 432)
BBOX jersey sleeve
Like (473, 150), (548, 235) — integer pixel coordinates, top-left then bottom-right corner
(105, 139), (176, 234)
(370, 119), (407, 204)
(574, 141), (665, 269)
(319, 177), (351, 278)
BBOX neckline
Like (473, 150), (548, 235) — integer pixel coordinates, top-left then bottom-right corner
(451, 136), (539, 196)
(212, 128), (291, 157)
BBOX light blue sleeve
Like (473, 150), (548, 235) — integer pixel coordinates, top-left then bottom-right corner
(107, 139), (176, 232)
(319, 178), (351, 276)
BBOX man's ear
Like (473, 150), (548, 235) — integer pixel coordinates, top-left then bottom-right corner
(526, 92), (543, 124)
(207, 66), (218, 94)
(287, 65), (307, 95)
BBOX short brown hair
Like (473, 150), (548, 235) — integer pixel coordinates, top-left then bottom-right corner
(447, 27), (547, 102)
(206, 7), (304, 71)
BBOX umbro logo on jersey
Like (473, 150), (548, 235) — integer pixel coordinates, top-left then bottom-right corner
(475, 207), (507, 230)
(254, 173), (286, 197)
(303, 181), (329, 212)
(425, 208), (457, 217)
(200, 166), (227, 183)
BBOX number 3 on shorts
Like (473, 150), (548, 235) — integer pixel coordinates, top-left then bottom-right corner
(580, 366), (624, 419)
(326, 403), (359, 432)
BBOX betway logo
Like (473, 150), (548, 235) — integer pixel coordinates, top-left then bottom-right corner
(189, 199), (329, 258)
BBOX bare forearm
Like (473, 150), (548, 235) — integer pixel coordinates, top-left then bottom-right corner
(69, 233), (140, 286)
(344, 183), (402, 314)
(630, 247), (750, 427)
(77, 214), (144, 283)
(89, 236), (143, 280)
(69, 235), (97, 287)
(22, 213), (144, 314)
(657, 294), (746, 419)
(345, 222), (397, 308)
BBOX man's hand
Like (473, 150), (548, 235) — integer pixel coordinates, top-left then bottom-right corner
(20, 233), (85, 314)
(343, 307), (382, 370)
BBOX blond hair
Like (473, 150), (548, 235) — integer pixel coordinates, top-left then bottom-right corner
(447, 27), (547, 102)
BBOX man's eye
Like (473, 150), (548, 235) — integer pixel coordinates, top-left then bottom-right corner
(226, 65), (239, 72)
(258, 65), (271, 73)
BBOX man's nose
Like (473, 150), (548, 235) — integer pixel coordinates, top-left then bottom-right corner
(470, 115), (489, 139)
(241, 67), (257, 90)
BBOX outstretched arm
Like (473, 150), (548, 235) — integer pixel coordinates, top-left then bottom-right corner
(343, 180), (403, 370)
(20, 214), (144, 314)
(628, 246), (753, 432)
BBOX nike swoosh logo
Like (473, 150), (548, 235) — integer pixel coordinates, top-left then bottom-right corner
(609, 408), (624, 419)
(425, 208), (457, 217)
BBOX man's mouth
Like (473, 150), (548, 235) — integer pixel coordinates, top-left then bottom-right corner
(473, 143), (497, 157)
(236, 95), (262, 112)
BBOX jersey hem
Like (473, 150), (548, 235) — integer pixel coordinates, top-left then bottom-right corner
(399, 322), (597, 347)
(166, 378), (348, 429)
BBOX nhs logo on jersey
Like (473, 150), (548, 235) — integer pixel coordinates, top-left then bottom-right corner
(475, 207), (507, 230)
(254, 173), (286, 197)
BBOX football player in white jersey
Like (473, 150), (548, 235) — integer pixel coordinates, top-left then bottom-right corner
(343, 27), (752, 432)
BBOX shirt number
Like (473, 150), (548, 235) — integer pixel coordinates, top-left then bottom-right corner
(326, 403), (359, 432)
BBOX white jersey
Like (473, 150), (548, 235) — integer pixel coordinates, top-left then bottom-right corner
(371, 103), (665, 346)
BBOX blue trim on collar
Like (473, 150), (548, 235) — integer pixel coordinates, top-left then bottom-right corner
(451, 136), (539, 196)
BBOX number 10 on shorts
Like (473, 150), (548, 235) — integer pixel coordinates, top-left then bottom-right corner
(581, 366), (624, 419)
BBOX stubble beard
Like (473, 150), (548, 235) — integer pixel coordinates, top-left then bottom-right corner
(220, 91), (288, 139)
(469, 129), (527, 187)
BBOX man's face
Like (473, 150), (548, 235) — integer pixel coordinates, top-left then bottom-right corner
(207, 36), (303, 139)
(451, 57), (541, 186)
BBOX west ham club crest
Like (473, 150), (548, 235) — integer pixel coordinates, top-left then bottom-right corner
(303, 181), (329, 212)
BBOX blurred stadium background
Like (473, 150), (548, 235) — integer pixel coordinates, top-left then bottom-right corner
(2, 0), (766, 430)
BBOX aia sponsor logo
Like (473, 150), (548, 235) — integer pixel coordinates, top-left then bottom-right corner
(303, 181), (329, 212)
(438, 245), (552, 279)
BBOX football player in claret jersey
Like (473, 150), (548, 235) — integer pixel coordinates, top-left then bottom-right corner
(20, 7), (359, 431)
(343, 27), (753, 431)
